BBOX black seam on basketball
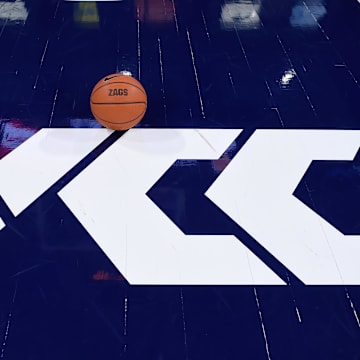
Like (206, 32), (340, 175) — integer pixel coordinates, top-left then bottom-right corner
(91, 101), (147, 105)
(93, 107), (147, 125)
(103, 75), (118, 81)
(92, 81), (146, 95)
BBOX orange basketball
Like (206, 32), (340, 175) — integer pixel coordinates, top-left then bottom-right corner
(90, 73), (147, 130)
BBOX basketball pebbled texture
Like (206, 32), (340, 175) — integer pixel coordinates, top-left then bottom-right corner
(90, 74), (147, 130)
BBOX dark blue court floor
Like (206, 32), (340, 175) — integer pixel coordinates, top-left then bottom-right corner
(1, 0), (360, 359)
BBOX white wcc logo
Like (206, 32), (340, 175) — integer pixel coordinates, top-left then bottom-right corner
(1, 128), (360, 285)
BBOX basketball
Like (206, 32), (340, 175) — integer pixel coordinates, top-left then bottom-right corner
(90, 73), (147, 130)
